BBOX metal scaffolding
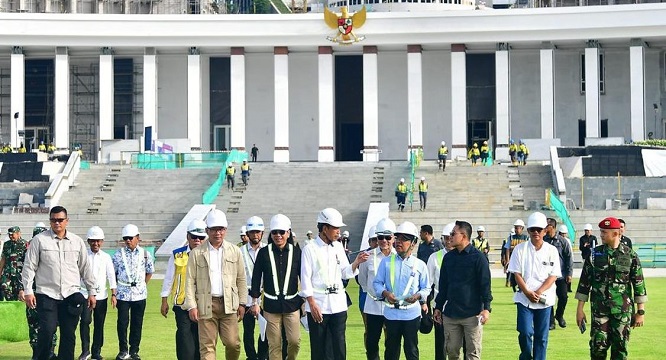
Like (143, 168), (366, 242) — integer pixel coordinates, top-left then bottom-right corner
(0, 68), (9, 146)
(70, 63), (98, 161)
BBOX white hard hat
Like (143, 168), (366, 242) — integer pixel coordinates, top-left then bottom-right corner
(375, 218), (397, 235)
(246, 216), (265, 232)
(442, 222), (456, 237)
(240, 226), (247, 235)
(206, 209), (228, 228)
(526, 212), (548, 229)
(342, 230), (350, 237)
(307, 230), (313, 235)
(558, 225), (568, 234)
(395, 221), (419, 239)
(121, 224), (139, 238)
(400, 178), (405, 183)
(292, 232), (297, 237)
(421, 177), (426, 181)
(367, 225), (377, 239)
(510, 228), (516, 235)
(35, 222), (47, 229)
(583, 223), (593, 231)
(270, 214), (291, 231)
(87, 226), (105, 240)
(317, 208), (346, 227)
(187, 220), (207, 237)
(477, 226), (485, 232)
(441, 141), (446, 146)
(513, 219), (525, 227)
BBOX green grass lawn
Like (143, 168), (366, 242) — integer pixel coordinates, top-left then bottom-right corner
(1, 278), (665, 359)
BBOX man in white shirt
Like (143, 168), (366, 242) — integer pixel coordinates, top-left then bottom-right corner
(79, 226), (117, 360)
(508, 212), (561, 360)
(240, 216), (268, 360)
(357, 218), (396, 360)
(426, 222), (454, 360)
(160, 220), (206, 360)
(300, 208), (369, 360)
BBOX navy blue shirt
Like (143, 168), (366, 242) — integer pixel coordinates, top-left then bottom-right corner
(417, 238), (444, 264)
(435, 244), (492, 318)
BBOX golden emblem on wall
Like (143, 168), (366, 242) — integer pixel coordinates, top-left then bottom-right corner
(324, 6), (366, 45)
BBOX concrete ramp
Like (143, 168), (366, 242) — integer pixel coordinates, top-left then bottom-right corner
(156, 204), (216, 257)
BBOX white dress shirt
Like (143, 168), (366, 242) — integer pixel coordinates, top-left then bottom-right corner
(209, 242), (224, 297)
(240, 242), (265, 305)
(426, 248), (447, 308)
(80, 249), (116, 300)
(300, 237), (358, 314)
(508, 241), (561, 309)
(358, 247), (395, 315)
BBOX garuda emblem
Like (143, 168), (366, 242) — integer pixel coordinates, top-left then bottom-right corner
(324, 6), (366, 45)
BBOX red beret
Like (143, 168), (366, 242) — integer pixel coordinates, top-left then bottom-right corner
(599, 217), (621, 229)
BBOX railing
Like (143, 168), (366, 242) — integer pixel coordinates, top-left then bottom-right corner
(44, 152), (81, 208)
(549, 145), (567, 200)
(130, 151), (234, 169)
(635, 243), (666, 268)
(202, 150), (249, 204)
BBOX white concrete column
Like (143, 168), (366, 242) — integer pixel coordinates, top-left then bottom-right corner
(188, 49), (202, 149)
(54, 47), (69, 150)
(10, 48), (24, 149)
(44, 0), (51, 12)
(585, 41), (601, 139)
(362, 46), (379, 162)
(407, 45), (423, 160)
(540, 44), (555, 139)
(274, 47), (290, 162)
(495, 43), (510, 162)
(629, 39), (645, 142)
(99, 49), (114, 148)
(70, 0), (77, 13)
(143, 48), (158, 144)
(230, 47), (246, 151)
(450, 44), (467, 160)
(318, 46), (335, 162)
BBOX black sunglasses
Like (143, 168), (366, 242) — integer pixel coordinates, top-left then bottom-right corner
(122, 236), (135, 241)
(190, 235), (206, 240)
(528, 228), (544, 233)
(271, 230), (286, 236)
(49, 218), (67, 223)
(377, 235), (392, 241)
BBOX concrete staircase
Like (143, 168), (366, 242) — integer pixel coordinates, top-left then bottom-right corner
(214, 162), (379, 250)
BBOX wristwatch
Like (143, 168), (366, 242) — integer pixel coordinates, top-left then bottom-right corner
(636, 309), (645, 315)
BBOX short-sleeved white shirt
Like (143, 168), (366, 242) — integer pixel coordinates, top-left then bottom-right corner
(508, 240), (561, 309)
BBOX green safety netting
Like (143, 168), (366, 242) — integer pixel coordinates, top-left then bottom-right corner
(547, 189), (576, 242)
(485, 150), (494, 166)
(131, 152), (233, 169)
(202, 150), (248, 204)
(80, 160), (91, 170)
(407, 149), (421, 209)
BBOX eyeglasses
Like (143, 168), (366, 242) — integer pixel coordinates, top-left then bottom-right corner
(377, 235), (392, 241)
(208, 227), (226, 233)
(528, 228), (544, 233)
(271, 230), (286, 236)
(190, 235), (206, 240)
(122, 236), (135, 241)
(49, 218), (67, 223)
(449, 231), (464, 237)
(395, 234), (415, 242)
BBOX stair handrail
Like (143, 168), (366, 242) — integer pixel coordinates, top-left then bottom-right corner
(45, 151), (81, 208)
(549, 146), (567, 200)
(202, 150), (249, 204)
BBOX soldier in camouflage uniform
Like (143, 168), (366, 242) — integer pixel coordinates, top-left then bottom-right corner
(575, 217), (647, 360)
(0, 226), (27, 300)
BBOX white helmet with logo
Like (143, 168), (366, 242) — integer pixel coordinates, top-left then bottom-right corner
(375, 218), (397, 235)
(317, 208), (346, 227)
(246, 216), (265, 232)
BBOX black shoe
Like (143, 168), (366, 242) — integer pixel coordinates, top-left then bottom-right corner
(78, 351), (92, 360)
(130, 353), (141, 360)
(116, 352), (131, 360)
(556, 316), (567, 328)
(549, 323), (556, 330)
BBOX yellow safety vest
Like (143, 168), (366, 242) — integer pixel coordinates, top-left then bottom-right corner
(438, 147), (448, 155)
(509, 144), (518, 153)
(170, 248), (189, 306)
(419, 182), (428, 192)
(518, 144), (528, 154)
(473, 238), (488, 251)
(226, 167), (235, 176)
(397, 183), (407, 194)
(241, 164), (249, 171)
(480, 145), (489, 153)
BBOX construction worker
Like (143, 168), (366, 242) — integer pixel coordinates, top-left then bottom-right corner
(160, 220), (205, 360)
(479, 141), (489, 166)
(579, 223), (597, 262)
(19, 142), (27, 153)
(509, 139), (518, 166)
(38, 141), (47, 152)
(517, 140), (529, 166)
(418, 177), (428, 211)
(47, 143), (56, 153)
(437, 141), (448, 171)
(238, 226), (248, 247)
(473, 226), (490, 262)
(226, 163), (236, 190)
(468, 143), (480, 166)
(503, 219), (529, 290)
(544, 218), (573, 330)
(300, 208), (369, 360)
(395, 178), (408, 212)
(241, 160), (251, 186)
(304, 231), (315, 248)
(240, 216), (268, 360)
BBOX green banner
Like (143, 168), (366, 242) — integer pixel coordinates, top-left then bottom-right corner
(548, 189), (576, 242)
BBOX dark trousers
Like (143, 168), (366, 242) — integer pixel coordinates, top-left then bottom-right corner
(243, 308), (268, 360)
(36, 293), (84, 360)
(365, 314), (385, 360)
(116, 299), (146, 354)
(384, 318), (420, 360)
(307, 311), (347, 360)
(174, 305), (200, 360)
(550, 278), (569, 324)
(434, 321), (446, 360)
(80, 298), (108, 356)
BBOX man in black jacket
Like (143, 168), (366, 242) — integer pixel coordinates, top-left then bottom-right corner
(250, 214), (303, 360)
(544, 218), (573, 330)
